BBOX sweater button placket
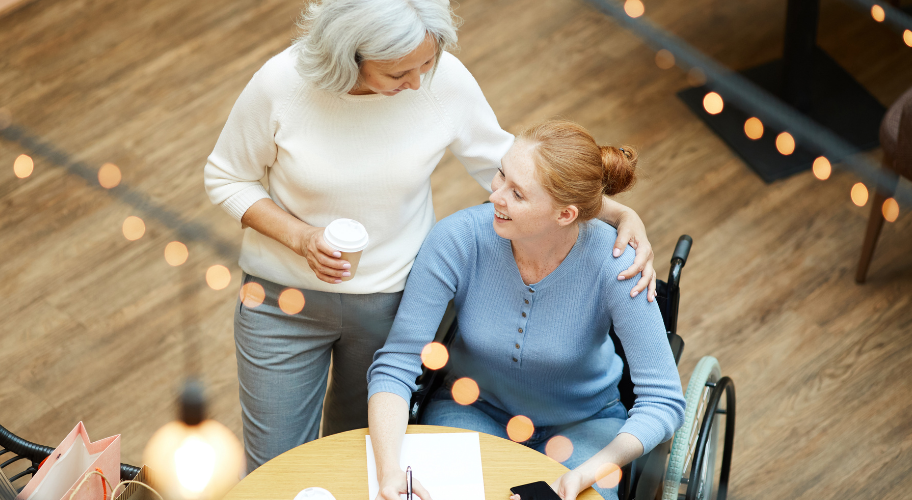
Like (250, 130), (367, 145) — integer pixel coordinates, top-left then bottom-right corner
(514, 288), (532, 366)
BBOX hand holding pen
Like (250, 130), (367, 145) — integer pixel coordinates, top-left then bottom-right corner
(375, 466), (432, 500)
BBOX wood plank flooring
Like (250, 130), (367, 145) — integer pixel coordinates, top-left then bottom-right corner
(1, 0), (911, 498)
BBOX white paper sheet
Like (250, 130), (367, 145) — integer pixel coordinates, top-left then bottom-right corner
(366, 433), (485, 500)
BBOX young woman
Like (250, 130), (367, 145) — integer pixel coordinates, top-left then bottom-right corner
(366, 120), (686, 500)
(204, 0), (658, 472)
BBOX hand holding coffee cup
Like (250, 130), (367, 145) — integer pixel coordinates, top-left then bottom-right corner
(322, 219), (369, 282)
(299, 226), (352, 284)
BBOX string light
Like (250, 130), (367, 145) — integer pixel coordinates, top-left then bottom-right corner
(420, 342), (449, 370)
(545, 436), (574, 463)
(905, 30), (912, 47)
(164, 241), (189, 266)
(744, 117), (763, 139)
(13, 154), (33, 178)
(655, 49), (675, 69)
(871, 5), (885, 22)
(98, 163), (122, 189)
(506, 415), (535, 442)
(882, 198), (899, 222)
(123, 216), (145, 241)
(812, 157), (831, 180)
(703, 92), (724, 115)
(776, 132), (795, 155)
(278, 288), (305, 314)
(595, 463), (623, 489)
(451, 377), (480, 405)
(624, 0), (644, 18)
(206, 265), (231, 290)
(851, 183), (869, 206)
(239, 282), (266, 308)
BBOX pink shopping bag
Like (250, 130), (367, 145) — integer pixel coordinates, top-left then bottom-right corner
(16, 422), (120, 500)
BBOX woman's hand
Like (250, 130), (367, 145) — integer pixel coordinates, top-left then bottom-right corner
(293, 226), (351, 284)
(613, 209), (657, 302)
(376, 472), (433, 500)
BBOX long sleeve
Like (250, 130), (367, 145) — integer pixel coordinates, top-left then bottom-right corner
(366, 212), (477, 403)
(431, 53), (514, 191)
(203, 57), (296, 223)
(602, 251), (687, 453)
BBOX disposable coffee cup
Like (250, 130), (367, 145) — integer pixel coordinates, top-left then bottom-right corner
(294, 487), (336, 500)
(323, 218), (369, 282)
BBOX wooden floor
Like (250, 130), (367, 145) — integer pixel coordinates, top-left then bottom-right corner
(2, 0), (911, 498)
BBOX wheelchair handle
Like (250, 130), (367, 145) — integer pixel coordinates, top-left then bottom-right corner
(671, 235), (693, 266)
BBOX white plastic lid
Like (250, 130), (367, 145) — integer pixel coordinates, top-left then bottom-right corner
(293, 487), (336, 500)
(323, 218), (369, 252)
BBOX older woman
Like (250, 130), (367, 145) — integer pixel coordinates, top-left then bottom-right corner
(366, 122), (685, 500)
(204, 0), (658, 472)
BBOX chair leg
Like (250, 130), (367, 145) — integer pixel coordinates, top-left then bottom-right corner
(856, 189), (890, 283)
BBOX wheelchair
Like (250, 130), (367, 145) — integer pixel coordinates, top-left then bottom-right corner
(408, 235), (736, 500)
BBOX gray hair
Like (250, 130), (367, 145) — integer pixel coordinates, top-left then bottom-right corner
(293, 0), (460, 94)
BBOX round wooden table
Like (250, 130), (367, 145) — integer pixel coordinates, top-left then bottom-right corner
(224, 425), (602, 500)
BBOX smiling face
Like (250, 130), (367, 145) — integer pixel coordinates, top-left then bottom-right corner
(349, 34), (438, 96)
(489, 140), (579, 242)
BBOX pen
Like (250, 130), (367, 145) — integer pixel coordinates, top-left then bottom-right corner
(406, 466), (413, 500)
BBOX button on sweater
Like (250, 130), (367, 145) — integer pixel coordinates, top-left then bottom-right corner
(367, 204), (686, 453)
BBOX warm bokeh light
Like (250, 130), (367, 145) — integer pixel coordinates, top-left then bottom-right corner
(98, 162), (122, 189)
(776, 132), (795, 155)
(240, 282), (266, 308)
(904, 30), (912, 47)
(421, 342), (449, 370)
(812, 157), (831, 180)
(703, 92), (723, 115)
(451, 377), (480, 405)
(506, 415), (535, 443)
(595, 463), (623, 489)
(0, 108), (11, 129)
(13, 154), (33, 178)
(882, 198), (899, 222)
(164, 241), (189, 266)
(851, 183), (868, 207)
(744, 117), (763, 140)
(122, 216), (145, 241)
(624, 0), (644, 18)
(871, 5), (885, 22)
(545, 436), (574, 463)
(687, 68), (706, 87)
(278, 288), (305, 314)
(206, 265), (231, 290)
(655, 49), (675, 69)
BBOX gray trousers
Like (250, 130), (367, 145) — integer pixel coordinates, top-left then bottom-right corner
(234, 273), (403, 472)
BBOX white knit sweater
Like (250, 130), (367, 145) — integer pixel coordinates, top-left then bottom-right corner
(204, 47), (514, 293)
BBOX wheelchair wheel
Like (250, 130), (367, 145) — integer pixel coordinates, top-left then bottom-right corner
(662, 356), (720, 500)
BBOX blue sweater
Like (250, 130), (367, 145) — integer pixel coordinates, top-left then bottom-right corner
(367, 204), (686, 453)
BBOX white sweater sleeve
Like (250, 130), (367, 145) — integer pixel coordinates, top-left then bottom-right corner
(204, 54), (297, 223)
(432, 53), (514, 191)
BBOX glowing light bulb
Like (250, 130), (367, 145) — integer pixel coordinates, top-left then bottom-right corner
(851, 183), (868, 206)
(904, 30), (912, 47)
(812, 157), (831, 180)
(595, 463), (622, 489)
(624, 0), (644, 18)
(14, 154), (33, 178)
(871, 5), (885, 22)
(776, 132), (795, 155)
(278, 288), (305, 314)
(206, 265), (231, 290)
(703, 92), (723, 115)
(98, 163), (121, 188)
(545, 435), (574, 463)
(506, 415), (534, 442)
(882, 198), (899, 222)
(421, 342), (449, 370)
(744, 117), (763, 139)
(451, 377), (480, 405)
(174, 436), (216, 493)
(123, 216), (145, 240)
(655, 49), (675, 69)
(165, 242), (189, 266)
(240, 282), (266, 308)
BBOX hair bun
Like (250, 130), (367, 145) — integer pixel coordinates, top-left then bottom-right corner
(599, 145), (637, 196)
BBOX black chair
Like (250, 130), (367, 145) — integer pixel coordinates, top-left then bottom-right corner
(409, 235), (736, 500)
(0, 424), (140, 494)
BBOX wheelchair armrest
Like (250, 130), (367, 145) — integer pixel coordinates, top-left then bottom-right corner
(632, 438), (671, 500)
(408, 301), (458, 424)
